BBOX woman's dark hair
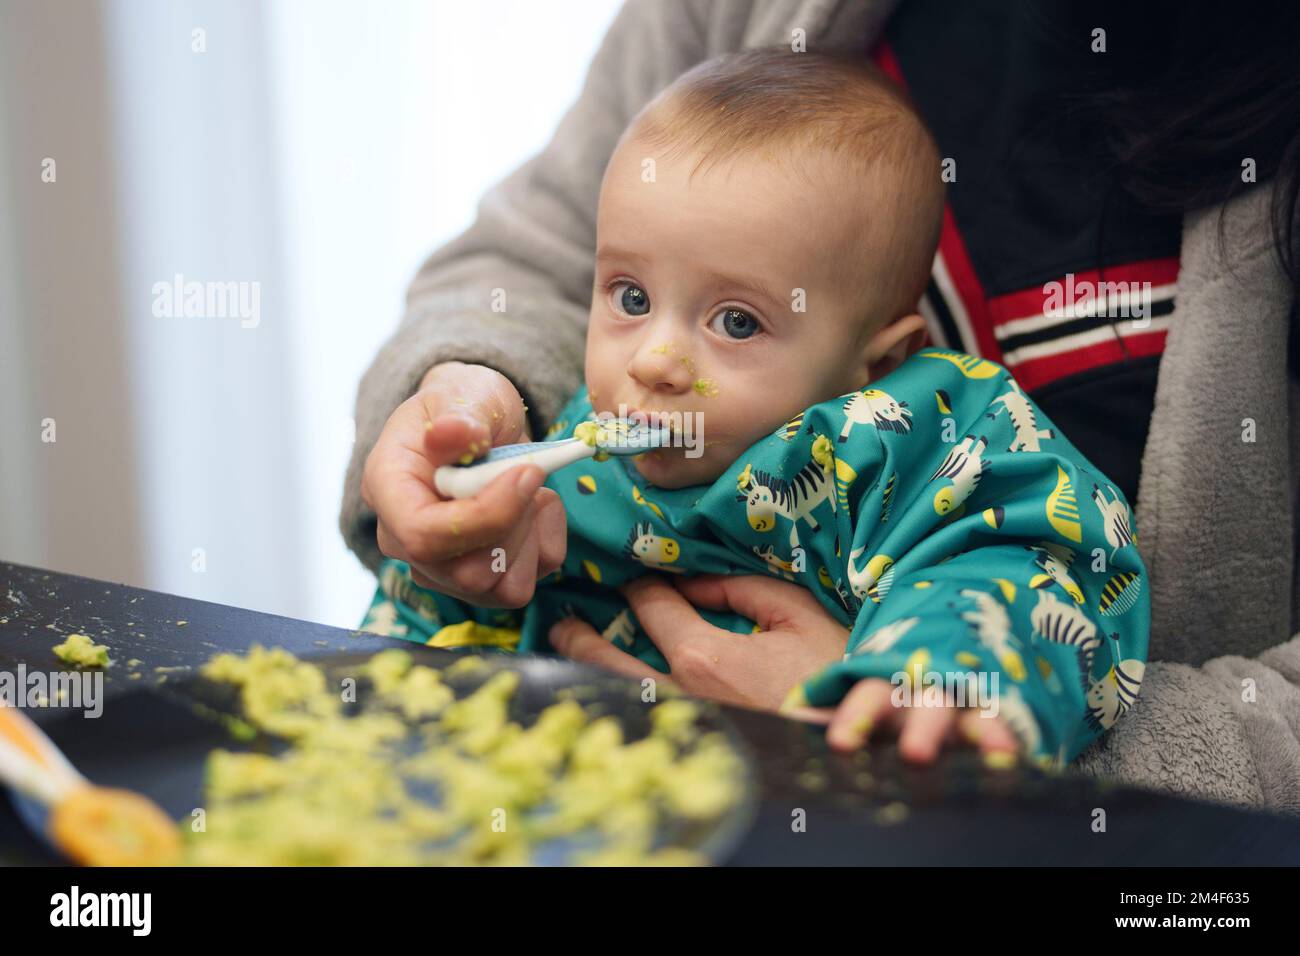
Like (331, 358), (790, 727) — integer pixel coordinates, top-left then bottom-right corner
(1074, 2), (1300, 289)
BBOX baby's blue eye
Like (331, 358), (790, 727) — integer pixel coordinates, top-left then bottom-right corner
(614, 283), (650, 316)
(712, 308), (759, 340)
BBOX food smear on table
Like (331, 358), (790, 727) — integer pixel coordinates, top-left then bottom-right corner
(182, 646), (745, 865)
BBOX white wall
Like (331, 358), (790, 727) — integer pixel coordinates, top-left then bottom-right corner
(0, 0), (622, 626)
(0, 0), (145, 587)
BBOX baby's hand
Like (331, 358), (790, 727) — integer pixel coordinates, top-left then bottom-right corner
(361, 361), (566, 608)
(788, 677), (1021, 766)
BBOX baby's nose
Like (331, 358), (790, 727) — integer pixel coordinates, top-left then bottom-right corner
(628, 338), (695, 393)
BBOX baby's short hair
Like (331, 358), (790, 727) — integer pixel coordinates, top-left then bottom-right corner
(629, 47), (944, 326)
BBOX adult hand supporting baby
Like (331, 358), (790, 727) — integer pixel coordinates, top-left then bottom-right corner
(549, 573), (847, 710)
(361, 361), (566, 608)
(550, 573), (1021, 765)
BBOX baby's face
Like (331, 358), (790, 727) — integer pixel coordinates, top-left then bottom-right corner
(585, 134), (884, 488)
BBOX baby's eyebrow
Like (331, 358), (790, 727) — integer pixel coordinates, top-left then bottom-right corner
(595, 246), (649, 265)
(711, 271), (788, 313)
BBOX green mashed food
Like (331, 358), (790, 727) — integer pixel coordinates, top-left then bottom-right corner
(182, 646), (745, 866)
(573, 421), (613, 461)
(52, 633), (111, 668)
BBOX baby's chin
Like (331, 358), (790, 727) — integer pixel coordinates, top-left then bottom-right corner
(629, 447), (726, 489)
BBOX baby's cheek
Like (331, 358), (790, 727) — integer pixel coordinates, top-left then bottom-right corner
(583, 325), (617, 397)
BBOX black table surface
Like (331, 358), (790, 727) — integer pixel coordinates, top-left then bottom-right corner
(2, 560), (1298, 865)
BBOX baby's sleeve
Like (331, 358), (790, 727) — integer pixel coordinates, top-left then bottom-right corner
(794, 351), (1150, 768)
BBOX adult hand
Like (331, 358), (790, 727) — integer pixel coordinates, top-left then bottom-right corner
(361, 361), (566, 608)
(548, 573), (848, 711)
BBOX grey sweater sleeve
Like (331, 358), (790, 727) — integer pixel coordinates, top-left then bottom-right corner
(339, 0), (717, 573)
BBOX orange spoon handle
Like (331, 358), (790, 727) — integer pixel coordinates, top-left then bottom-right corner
(0, 703), (85, 804)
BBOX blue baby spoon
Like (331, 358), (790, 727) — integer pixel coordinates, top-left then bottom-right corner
(432, 418), (672, 499)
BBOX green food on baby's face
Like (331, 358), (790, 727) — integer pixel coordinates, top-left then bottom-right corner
(183, 646), (745, 866)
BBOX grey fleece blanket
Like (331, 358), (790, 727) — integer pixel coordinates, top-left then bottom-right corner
(340, 0), (1300, 814)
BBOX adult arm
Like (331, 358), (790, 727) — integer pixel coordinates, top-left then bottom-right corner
(1076, 185), (1300, 814)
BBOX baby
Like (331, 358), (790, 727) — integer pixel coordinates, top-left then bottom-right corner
(583, 49), (942, 490)
(363, 49), (1149, 768)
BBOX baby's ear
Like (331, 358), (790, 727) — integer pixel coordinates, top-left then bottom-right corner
(863, 313), (928, 381)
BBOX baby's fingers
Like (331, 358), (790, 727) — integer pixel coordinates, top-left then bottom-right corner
(826, 679), (896, 752)
(957, 710), (1021, 760)
(897, 704), (957, 765)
